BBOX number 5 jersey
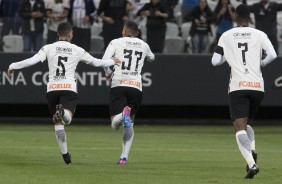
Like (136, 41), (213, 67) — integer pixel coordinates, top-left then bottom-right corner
(9, 40), (115, 93)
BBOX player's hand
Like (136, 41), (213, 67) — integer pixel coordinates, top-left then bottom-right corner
(106, 74), (112, 80)
(112, 57), (120, 65)
(7, 69), (14, 78)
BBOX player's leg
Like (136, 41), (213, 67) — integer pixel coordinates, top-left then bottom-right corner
(109, 87), (127, 131)
(245, 91), (264, 172)
(47, 91), (78, 164)
(118, 88), (142, 164)
(229, 90), (258, 178)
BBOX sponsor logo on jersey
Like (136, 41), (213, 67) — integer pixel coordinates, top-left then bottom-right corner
(233, 33), (251, 37)
(126, 41), (141, 48)
(239, 81), (261, 88)
(56, 47), (72, 53)
(49, 83), (72, 90)
(120, 80), (140, 87)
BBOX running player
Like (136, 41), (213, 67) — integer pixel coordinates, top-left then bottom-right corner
(103, 21), (155, 165)
(211, 4), (277, 179)
(7, 22), (120, 164)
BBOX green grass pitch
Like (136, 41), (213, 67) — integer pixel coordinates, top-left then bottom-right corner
(0, 124), (281, 184)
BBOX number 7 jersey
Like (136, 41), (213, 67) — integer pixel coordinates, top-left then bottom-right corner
(217, 27), (274, 93)
(105, 37), (155, 91)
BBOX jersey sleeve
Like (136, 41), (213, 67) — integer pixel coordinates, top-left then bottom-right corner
(36, 46), (48, 62)
(260, 32), (277, 67)
(216, 35), (225, 56)
(211, 35), (225, 66)
(104, 40), (116, 56)
(146, 44), (155, 62)
(79, 49), (94, 64)
(261, 32), (274, 50)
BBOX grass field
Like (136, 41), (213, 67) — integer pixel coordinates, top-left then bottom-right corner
(0, 124), (282, 184)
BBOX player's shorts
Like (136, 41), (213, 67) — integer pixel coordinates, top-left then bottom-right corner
(46, 90), (78, 115)
(228, 90), (264, 121)
(109, 86), (143, 116)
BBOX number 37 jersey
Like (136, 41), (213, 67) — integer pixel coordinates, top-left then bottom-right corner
(36, 41), (94, 93)
(217, 27), (273, 93)
(105, 37), (155, 91)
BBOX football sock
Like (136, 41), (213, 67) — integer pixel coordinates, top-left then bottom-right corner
(61, 110), (72, 125)
(55, 125), (68, 154)
(111, 113), (122, 130)
(236, 130), (255, 168)
(120, 124), (134, 159)
(246, 125), (256, 151)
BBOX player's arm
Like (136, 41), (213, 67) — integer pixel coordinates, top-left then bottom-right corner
(7, 54), (42, 77)
(146, 45), (155, 62)
(211, 46), (225, 66)
(80, 49), (119, 67)
(212, 35), (226, 66)
(261, 33), (277, 67)
(102, 49), (115, 79)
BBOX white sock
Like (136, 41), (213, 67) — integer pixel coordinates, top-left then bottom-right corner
(236, 130), (255, 168)
(120, 124), (134, 160)
(62, 110), (72, 125)
(111, 113), (122, 131)
(55, 125), (68, 154)
(246, 125), (256, 151)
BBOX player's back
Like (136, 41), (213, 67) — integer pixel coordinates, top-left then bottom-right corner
(220, 27), (267, 92)
(43, 41), (85, 82)
(110, 37), (153, 91)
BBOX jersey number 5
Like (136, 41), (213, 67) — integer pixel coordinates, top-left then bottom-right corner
(238, 43), (248, 65)
(122, 49), (143, 71)
(56, 56), (68, 76)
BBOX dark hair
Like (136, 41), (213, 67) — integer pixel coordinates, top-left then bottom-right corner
(214, 0), (232, 16)
(57, 22), (72, 37)
(125, 21), (139, 35)
(236, 4), (250, 19)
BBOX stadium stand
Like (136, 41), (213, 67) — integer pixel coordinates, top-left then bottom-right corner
(2, 35), (24, 52)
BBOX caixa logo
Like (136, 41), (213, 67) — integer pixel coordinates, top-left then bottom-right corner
(274, 75), (282, 88)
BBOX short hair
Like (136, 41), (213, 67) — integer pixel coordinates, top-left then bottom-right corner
(125, 21), (139, 35)
(236, 4), (250, 19)
(57, 22), (72, 37)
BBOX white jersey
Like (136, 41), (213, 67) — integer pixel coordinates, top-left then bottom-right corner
(217, 27), (274, 93)
(104, 37), (155, 91)
(36, 41), (102, 93)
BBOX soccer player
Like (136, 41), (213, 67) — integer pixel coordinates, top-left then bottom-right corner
(103, 21), (155, 165)
(211, 4), (277, 179)
(7, 22), (120, 164)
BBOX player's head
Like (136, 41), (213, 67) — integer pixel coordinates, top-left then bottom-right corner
(122, 21), (139, 37)
(235, 4), (250, 25)
(57, 22), (73, 41)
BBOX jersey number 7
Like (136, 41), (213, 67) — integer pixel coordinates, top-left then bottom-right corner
(238, 43), (248, 65)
